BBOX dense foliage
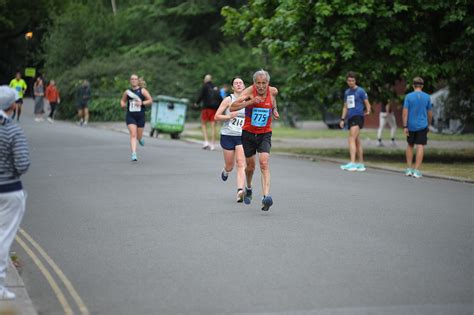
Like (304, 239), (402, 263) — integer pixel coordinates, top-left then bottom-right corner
(40, 0), (279, 120)
(222, 0), (474, 122)
(1, 0), (472, 124)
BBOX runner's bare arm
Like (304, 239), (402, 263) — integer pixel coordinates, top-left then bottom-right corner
(120, 91), (128, 108)
(271, 88), (280, 119)
(402, 107), (409, 136)
(339, 103), (348, 128)
(141, 88), (153, 106)
(364, 99), (371, 115)
(214, 97), (235, 121)
(230, 87), (253, 112)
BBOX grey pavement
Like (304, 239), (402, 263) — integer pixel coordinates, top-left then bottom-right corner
(5, 99), (474, 314)
(0, 260), (37, 315)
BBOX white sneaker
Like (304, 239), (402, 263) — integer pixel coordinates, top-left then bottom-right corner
(210, 144), (215, 151)
(0, 286), (16, 300)
(202, 141), (210, 150)
(34, 117), (41, 122)
(47, 117), (54, 123)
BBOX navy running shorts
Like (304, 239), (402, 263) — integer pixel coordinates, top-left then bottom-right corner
(220, 134), (243, 150)
(126, 112), (145, 128)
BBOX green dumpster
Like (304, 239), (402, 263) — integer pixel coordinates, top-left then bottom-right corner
(150, 95), (188, 139)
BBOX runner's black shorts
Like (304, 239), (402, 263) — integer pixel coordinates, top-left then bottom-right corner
(15, 98), (23, 104)
(242, 130), (271, 158)
(407, 128), (428, 145)
(348, 115), (364, 129)
(126, 112), (145, 128)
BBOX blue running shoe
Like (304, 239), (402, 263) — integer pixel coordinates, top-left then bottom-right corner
(244, 187), (252, 205)
(356, 163), (366, 172)
(261, 196), (273, 211)
(340, 162), (358, 171)
(405, 168), (413, 176)
(412, 169), (423, 178)
(221, 169), (229, 181)
(138, 138), (145, 146)
(131, 152), (138, 161)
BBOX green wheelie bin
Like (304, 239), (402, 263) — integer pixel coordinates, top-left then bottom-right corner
(149, 95), (189, 139)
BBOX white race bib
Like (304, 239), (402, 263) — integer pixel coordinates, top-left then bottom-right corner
(232, 117), (244, 127)
(129, 100), (141, 112)
(347, 95), (355, 109)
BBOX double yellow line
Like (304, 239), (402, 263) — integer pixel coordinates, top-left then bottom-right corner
(15, 229), (90, 315)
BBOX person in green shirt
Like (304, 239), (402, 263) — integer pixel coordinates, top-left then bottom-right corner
(9, 72), (27, 121)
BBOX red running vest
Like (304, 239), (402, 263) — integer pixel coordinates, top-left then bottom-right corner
(243, 85), (273, 134)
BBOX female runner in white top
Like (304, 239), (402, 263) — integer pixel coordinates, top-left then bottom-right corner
(214, 77), (246, 202)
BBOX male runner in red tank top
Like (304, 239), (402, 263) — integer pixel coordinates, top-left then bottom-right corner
(230, 70), (279, 211)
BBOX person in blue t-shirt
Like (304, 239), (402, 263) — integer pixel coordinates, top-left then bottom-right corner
(339, 71), (372, 172)
(402, 77), (432, 178)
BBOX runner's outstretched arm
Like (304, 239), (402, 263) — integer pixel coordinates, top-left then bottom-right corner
(230, 87), (253, 112)
(214, 97), (235, 121)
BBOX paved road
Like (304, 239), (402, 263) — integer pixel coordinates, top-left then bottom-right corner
(11, 105), (474, 314)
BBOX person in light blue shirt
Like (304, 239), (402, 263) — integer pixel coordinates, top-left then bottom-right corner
(402, 77), (433, 178)
(339, 71), (372, 172)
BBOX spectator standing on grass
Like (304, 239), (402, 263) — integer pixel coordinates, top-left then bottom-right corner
(339, 71), (372, 172)
(403, 77), (433, 179)
(377, 98), (397, 147)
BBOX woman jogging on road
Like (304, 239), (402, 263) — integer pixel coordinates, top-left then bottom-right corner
(120, 74), (152, 162)
(214, 77), (246, 202)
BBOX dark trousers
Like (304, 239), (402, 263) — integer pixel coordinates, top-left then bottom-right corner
(49, 102), (57, 118)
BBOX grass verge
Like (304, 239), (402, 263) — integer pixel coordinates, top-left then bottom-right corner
(271, 125), (474, 141)
(273, 147), (474, 181)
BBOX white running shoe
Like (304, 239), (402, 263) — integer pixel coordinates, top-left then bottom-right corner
(356, 163), (366, 172)
(340, 162), (358, 171)
(0, 286), (16, 300)
(236, 189), (244, 203)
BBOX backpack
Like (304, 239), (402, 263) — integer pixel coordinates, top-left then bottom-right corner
(210, 87), (223, 109)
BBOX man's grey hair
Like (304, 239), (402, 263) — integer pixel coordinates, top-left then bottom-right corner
(253, 69), (270, 83)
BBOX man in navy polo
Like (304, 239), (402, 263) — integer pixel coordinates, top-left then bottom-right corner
(339, 71), (372, 172)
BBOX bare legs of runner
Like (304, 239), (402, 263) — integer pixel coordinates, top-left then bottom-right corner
(245, 152), (270, 196)
(348, 126), (364, 164)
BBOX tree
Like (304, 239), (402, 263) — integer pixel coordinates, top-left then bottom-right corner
(222, 0), (474, 122)
(0, 0), (66, 84)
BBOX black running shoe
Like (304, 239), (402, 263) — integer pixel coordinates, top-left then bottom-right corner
(261, 196), (273, 211)
(221, 169), (229, 181)
(244, 187), (252, 205)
